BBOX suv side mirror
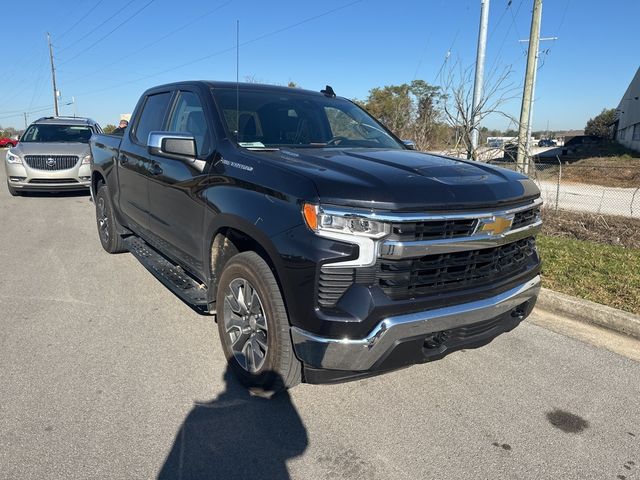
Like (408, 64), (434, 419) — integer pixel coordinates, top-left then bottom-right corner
(148, 131), (197, 160)
(402, 140), (416, 150)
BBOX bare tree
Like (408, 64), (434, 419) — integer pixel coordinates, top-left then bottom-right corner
(439, 60), (522, 161)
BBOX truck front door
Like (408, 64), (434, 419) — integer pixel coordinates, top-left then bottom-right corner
(147, 89), (213, 277)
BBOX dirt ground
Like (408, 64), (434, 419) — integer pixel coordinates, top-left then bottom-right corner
(551, 158), (640, 188)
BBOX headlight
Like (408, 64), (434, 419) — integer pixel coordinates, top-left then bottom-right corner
(81, 154), (92, 164)
(6, 150), (22, 164)
(302, 203), (389, 238)
(302, 203), (389, 268)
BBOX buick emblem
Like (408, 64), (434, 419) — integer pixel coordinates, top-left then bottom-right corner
(46, 157), (56, 167)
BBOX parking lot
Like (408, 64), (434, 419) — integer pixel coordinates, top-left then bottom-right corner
(0, 159), (639, 480)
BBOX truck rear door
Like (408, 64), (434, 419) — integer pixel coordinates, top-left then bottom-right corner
(118, 91), (173, 232)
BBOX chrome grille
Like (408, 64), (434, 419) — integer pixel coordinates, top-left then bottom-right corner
(24, 155), (79, 171)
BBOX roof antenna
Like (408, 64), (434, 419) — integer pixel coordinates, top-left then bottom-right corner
(320, 85), (336, 98)
(235, 20), (240, 141)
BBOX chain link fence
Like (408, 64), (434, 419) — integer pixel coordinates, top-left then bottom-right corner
(490, 157), (640, 219)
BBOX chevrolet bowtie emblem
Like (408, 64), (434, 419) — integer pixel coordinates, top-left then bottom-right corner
(479, 215), (513, 235)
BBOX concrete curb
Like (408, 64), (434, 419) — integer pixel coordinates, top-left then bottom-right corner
(535, 287), (640, 340)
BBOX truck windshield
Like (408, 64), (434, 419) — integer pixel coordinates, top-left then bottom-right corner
(211, 88), (403, 150)
(20, 124), (93, 143)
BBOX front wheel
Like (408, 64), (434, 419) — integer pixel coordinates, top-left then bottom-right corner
(95, 183), (126, 253)
(216, 251), (301, 393)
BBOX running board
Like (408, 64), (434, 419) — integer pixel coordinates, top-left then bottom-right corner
(123, 236), (210, 312)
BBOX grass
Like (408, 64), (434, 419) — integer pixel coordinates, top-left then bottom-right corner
(537, 235), (640, 315)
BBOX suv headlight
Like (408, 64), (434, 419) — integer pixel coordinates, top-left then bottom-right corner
(81, 154), (92, 164)
(6, 150), (22, 164)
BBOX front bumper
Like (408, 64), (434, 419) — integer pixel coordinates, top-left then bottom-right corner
(292, 275), (540, 378)
(5, 159), (91, 191)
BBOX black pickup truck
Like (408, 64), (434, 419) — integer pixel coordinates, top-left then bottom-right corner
(90, 81), (542, 391)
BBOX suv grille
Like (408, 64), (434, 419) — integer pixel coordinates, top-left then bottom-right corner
(24, 155), (79, 171)
(377, 237), (537, 300)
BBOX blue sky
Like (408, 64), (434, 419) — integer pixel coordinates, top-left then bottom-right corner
(1, 0), (639, 132)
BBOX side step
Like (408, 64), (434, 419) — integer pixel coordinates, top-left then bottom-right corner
(123, 236), (210, 312)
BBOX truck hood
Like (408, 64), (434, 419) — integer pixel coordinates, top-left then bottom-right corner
(11, 142), (91, 158)
(266, 148), (540, 211)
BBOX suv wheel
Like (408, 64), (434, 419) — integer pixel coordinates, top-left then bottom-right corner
(216, 251), (301, 392)
(95, 183), (126, 253)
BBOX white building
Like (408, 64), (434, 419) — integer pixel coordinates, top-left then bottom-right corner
(614, 67), (640, 152)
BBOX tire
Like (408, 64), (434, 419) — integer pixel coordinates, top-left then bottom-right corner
(95, 183), (126, 254)
(216, 251), (301, 393)
(7, 182), (20, 197)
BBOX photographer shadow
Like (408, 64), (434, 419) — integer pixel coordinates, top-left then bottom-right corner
(158, 367), (308, 480)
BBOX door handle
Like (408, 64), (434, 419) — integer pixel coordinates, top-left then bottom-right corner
(150, 163), (163, 176)
(119, 155), (128, 166)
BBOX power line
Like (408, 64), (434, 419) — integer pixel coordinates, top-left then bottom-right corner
(0, 105), (55, 121)
(60, 0), (155, 66)
(74, 0), (363, 98)
(56, 0), (107, 41)
(433, 27), (462, 84)
(486, 0), (510, 43)
(58, 0), (137, 54)
(65, 0), (233, 86)
(485, 0), (524, 82)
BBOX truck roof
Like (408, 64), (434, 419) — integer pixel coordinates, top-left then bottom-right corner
(144, 80), (340, 99)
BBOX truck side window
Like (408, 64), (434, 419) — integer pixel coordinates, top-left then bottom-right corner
(133, 92), (172, 145)
(168, 91), (212, 157)
(324, 107), (361, 140)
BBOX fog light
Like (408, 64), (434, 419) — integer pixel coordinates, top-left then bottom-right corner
(9, 176), (26, 182)
(79, 176), (91, 180)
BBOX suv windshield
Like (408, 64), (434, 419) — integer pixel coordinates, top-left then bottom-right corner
(21, 124), (93, 143)
(211, 88), (402, 150)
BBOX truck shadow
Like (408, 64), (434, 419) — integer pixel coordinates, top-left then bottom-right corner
(157, 367), (308, 480)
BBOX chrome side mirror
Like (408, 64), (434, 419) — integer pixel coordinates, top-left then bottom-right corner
(402, 140), (416, 150)
(148, 131), (197, 160)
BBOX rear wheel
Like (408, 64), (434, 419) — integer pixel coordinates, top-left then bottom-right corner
(95, 183), (126, 253)
(216, 251), (301, 392)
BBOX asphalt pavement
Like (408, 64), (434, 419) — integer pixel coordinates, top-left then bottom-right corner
(0, 158), (638, 480)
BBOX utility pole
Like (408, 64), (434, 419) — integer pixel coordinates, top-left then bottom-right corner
(516, 0), (542, 174)
(470, 0), (490, 159)
(518, 36), (558, 160)
(23, 112), (28, 129)
(47, 32), (59, 117)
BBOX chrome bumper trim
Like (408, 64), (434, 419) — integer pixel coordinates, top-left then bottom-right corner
(379, 220), (541, 258)
(291, 275), (541, 371)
